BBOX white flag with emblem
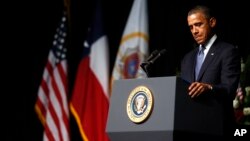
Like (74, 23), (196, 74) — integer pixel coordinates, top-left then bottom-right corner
(111, 0), (149, 86)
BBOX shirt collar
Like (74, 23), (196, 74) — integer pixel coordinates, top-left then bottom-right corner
(200, 34), (217, 50)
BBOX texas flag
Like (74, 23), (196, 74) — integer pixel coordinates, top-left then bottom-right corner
(69, 1), (110, 141)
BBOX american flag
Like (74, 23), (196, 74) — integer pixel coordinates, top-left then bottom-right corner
(35, 12), (70, 141)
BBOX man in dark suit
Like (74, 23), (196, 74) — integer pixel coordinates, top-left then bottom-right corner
(181, 5), (241, 139)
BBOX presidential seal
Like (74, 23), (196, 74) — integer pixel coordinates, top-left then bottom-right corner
(126, 86), (154, 123)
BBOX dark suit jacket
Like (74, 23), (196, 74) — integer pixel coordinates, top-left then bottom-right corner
(180, 38), (241, 137)
(181, 38), (241, 99)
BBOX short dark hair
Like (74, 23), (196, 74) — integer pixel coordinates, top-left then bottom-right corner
(188, 5), (214, 20)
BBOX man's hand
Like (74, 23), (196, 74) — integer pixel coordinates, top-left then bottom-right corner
(188, 82), (212, 98)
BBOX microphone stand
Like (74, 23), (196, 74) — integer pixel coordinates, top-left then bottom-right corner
(140, 49), (167, 77)
(140, 62), (151, 77)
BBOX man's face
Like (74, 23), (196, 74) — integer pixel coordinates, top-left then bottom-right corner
(187, 12), (215, 45)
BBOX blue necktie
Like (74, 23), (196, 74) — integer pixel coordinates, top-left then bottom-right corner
(195, 45), (205, 80)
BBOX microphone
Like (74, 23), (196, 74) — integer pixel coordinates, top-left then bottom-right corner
(140, 50), (159, 71)
(146, 50), (159, 61)
(148, 49), (167, 64)
(140, 49), (167, 77)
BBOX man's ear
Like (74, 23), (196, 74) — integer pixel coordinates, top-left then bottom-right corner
(210, 17), (216, 28)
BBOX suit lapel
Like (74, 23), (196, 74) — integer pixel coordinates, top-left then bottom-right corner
(197, 44), (217, 81)
(191, 49), (199, 82)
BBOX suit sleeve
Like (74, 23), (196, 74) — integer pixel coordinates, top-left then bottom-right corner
(213, 46), (241, 100)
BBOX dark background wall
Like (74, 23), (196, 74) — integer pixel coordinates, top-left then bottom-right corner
(3, 0), (249, 140)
